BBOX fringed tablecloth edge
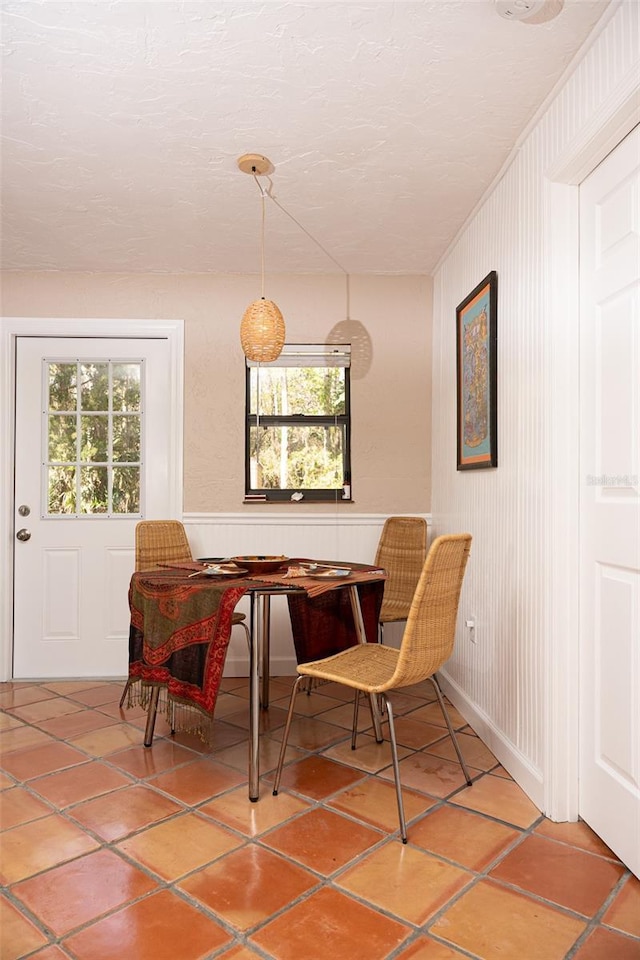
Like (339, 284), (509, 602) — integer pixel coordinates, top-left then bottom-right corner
(125, 677), (215, 744)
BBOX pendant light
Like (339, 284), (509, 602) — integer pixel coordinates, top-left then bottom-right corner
(238, 154), (285, 363)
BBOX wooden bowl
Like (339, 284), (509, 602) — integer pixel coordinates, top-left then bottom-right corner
(231, 555), (289, 575)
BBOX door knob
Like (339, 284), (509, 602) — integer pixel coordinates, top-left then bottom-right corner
(16, 528), (31, 542)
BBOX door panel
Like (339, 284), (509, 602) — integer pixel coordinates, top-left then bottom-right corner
(13, 336), (175, 678)
(579, 124), (640, 876)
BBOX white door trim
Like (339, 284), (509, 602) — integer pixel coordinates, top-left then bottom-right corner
(542, 178), (581, 821)
(0, 317), (185, 682)
(543, 87), (639, 818)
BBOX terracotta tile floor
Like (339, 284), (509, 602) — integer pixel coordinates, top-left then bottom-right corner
(1, 677), (638, 960)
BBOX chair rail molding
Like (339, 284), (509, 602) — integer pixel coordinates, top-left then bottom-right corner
(184, 512), (432, 525)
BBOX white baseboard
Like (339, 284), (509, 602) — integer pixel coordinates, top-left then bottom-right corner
(223, 654), (297, 678)
(438, 669), (546, 815)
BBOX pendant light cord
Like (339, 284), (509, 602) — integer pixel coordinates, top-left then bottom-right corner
(260, 190), (266, 299)
(251, 170), (352, 321)
(252, 172), (268, 299)
(269, 193), (348, 276)
(252, 172), (348, 276)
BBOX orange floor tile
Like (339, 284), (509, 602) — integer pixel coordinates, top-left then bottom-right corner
(1, 676), (638, 960)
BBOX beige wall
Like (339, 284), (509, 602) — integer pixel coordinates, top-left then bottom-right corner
(2, 270), (432, 514)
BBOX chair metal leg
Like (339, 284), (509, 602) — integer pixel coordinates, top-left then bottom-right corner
(368, 692), (384, 742)
(349, 689), (382, 746)
(348, 585), (383, 743)
(351, 690), (360, 750)
(272, 674), (305, 795)
(119, 678), (132, 708)
(429, 675), (472, 786)
(239, 621), (251, 654)
(143, 686), (160, 747)
(383, 694), (407, 843)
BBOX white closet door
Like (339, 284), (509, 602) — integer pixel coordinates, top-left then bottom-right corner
(579, 125), (640, 876)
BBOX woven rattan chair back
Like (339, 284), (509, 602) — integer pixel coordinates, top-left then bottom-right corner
(135, 520), (193, 571)
(121, 520), (194, 709)
(375, 516), (427, 631)
(389, 533), (472, 688)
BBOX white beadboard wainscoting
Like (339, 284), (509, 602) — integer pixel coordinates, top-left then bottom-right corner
(183, 512), (430, 676)
(431, 1), (639, 816)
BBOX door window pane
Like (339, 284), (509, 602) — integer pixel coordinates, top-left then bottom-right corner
(113, 363), (141, 411)
(113, 415), (140, 462)
(48, 415), (77, 462)
(80, 466), (108, 514)
(48, 466), (76, 514)
(44, 359), (143, 517)
(113, 467), (140, 513)
(81, 415), (109, 462)
(80, 363), (109, 411)
(48, 364), (77, 411)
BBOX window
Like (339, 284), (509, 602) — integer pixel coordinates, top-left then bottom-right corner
(245, 344), (351, 502)
(44, 359), (143, 516)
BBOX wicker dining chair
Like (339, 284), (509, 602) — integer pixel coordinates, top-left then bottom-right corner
(119, 520), (250, 707)
(134, 519), (193, 571)
(375, 516), (427, 643)
(273, 533), (473, 843)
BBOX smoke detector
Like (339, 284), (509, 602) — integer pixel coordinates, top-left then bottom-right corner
(496, 0), (564, 23)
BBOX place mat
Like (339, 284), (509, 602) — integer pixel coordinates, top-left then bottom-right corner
(249, 566), (386, 598)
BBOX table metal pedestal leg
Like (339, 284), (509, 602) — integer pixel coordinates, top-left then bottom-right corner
(248, 593), (261, 801)
(261, 595), (271, 709)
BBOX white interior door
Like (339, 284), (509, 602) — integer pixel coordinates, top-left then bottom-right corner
(579, 125), (640, 876)
(13, 336), (177, 679)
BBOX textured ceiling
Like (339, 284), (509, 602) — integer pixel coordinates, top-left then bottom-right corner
(1, 0), (610, 275)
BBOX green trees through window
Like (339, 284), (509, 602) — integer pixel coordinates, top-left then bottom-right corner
(246, 345), (351, 501)
(46, 360), (142, 515)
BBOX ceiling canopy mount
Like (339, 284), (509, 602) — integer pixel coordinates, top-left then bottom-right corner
(237, 154), (275, 177)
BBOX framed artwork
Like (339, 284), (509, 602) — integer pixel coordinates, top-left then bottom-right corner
(456, 271), (498, 470)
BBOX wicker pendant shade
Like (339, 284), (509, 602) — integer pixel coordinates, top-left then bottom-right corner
(238, 153), (285, 363)
(240, 297), (285, 363)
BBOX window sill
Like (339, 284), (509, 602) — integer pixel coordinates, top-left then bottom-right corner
(243, 498), (354, 505)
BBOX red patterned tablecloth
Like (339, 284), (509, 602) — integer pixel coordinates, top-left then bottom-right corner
(127, 569), (247, 723)
(125, 561), (386, 734)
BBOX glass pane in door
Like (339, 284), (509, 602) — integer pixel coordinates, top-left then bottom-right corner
(45, 360), (142, 517)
